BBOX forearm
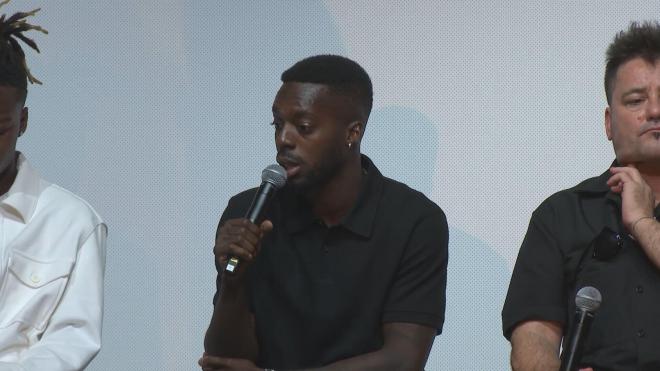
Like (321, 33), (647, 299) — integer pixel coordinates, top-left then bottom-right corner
(0, 362), (24, 371)
(510, 322), (562, 371)
(307, 348), (424, 371)
(632, 217), (660, 269)
(204, 281), (258, 360)
(511, 343), (559, 371)
(304, 323), (433, 371)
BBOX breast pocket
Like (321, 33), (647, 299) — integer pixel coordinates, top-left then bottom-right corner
(0, 251), (74, 331)
(573, 258), (632, 351)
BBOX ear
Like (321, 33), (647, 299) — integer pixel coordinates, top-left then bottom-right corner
(19, 106), (28, 137)
(605, 106), (612, 141)
(346, 121), (363, 144)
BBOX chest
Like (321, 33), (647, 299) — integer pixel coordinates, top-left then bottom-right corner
(0, 212), (28, 286)
(250, 223), (407, 314)
(558, 199), (660, 354)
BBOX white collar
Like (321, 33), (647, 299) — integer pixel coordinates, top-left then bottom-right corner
(1, 153), (44, 223)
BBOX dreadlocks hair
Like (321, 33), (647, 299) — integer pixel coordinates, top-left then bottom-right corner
(605, 20), (660, 104)
(281, 55), (373, 122)
(0, 0), (47, 103)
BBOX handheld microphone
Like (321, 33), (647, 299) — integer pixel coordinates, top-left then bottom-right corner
(225, 164), (287, 273)
(559, 286), (602, 371)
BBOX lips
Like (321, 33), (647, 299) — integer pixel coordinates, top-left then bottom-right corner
(644, 128), (660, 134)
(276, 155), (302, 179)
(640, 125), (660, 136)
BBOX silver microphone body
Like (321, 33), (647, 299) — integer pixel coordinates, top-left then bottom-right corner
(559, 286), (602, 371)
(225, 164), (287, 273)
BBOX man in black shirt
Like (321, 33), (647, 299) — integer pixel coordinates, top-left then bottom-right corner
(503, 22), (660, 371)
(200, 55), (448, 371)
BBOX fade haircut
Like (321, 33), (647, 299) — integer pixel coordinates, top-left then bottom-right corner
(0, 0), (47, 104)
(281, 55), (373, 122)
(605, 21), (660, 104)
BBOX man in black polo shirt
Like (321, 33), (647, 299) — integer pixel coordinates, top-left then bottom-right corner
(502, 22), (660, 371)
(200, 55), (448, 371)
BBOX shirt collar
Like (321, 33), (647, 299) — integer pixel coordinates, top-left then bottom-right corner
(574, 160), (620, 204)
(283, 154), (384, 238)
(340, 155), (382, 237)
(1, 153), (44, 223)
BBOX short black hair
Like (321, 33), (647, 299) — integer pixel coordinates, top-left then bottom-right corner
(281, 55), (373, 121)
(0, 1), (48, 103)
(605, 21), (660, 104)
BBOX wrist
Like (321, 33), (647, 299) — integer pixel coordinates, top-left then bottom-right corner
(218, 277), (249, 302)
(631, 215), (656, 235)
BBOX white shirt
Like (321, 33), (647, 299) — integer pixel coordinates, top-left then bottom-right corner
(0, 154), (107, 371)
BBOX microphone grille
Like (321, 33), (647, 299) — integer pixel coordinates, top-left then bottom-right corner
(261, 164), (287, 189)
(575, 286), (602, 312)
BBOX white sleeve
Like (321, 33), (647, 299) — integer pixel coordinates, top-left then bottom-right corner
(0, 362), (23, 371)
(10, 223), (107, 371)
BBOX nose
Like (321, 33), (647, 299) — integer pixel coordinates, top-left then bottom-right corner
(275, 123), (295, 149)
(648, 93), (660, 123)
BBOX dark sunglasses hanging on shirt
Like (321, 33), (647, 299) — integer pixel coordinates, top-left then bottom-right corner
(590, 226), (625, 261)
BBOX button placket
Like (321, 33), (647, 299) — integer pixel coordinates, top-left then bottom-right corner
(322, 227), (334, 254)
(0, 214), (4, 285)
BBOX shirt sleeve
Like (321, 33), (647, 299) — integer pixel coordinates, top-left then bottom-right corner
(11, 223), (107, 371)
(382, 209), (449, 333)
(212, 192), (253, 305)
(502, 201), (567, 340)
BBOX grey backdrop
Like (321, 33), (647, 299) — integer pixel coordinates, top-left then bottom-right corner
(12, 1), (659, 370)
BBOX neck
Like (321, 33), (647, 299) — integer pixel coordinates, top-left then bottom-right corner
(0, 152), (18, 196)
(307, 155), (363, 226)
(637, 162), (660, 202)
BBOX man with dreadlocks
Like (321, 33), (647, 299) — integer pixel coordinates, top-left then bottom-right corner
(201, 55), (448, 371)
(0, 2), (106, 370)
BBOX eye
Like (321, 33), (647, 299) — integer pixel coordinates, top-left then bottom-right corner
(624, 96), (645, 107)
(297, 123), (312, 134)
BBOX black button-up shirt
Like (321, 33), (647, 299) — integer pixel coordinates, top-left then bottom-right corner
(503, 165), (660, 371)
(214, 155), (448, 369)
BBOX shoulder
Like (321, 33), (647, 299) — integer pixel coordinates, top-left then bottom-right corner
(380, 175), (446, 220)
(39, 184), (105, 229)
(229, 187), (259, 205)
(216, 187), (260, 227)
(532, 174), (605, 218)
(226, 187), (259, 212)
(375, 176), (448, 247)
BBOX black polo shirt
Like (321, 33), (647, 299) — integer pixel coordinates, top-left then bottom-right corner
(214, 155), (448, 369)
(502, 165), (660, 371)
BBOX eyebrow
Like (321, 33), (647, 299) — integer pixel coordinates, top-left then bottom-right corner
(271, 107), (312, 121)
(621, 87), (647, 99)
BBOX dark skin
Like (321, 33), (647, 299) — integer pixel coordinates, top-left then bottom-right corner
(0, 85), (27, 196)
(203, 82), (436, 370)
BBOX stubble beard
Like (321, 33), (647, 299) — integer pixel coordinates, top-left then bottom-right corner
(289, 146), (346, 194)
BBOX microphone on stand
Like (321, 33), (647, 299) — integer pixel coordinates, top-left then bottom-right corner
(559, 286), (602, 371)
(225, 164), (287, 274)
